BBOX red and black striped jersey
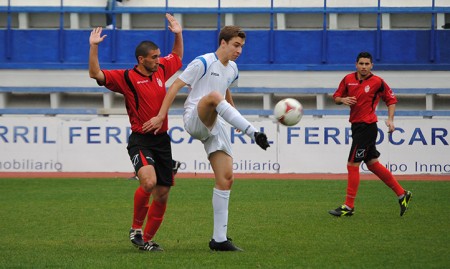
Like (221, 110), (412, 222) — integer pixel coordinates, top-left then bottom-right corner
(333, 72), (397, 124)
(100, 53), (182, 134)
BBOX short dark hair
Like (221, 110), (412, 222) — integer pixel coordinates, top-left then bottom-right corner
(218, 26), (246, 45)
(356, 52), (373, 63)
(135, 41), (159, 61)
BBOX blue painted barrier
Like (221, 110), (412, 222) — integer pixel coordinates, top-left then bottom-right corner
(1, 2), (450, 70)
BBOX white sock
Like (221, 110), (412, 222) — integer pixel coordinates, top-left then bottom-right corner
(216, 100), (258, 139)
(212, 188), (231, 242)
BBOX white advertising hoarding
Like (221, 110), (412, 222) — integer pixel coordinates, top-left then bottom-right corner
(0, 115), (449, 175)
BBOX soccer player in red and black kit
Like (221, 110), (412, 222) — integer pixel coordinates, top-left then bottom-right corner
(88, 13), (183, 251)
(329, 52), (412, 217)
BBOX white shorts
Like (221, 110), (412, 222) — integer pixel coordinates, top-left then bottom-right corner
(184, 106), (233, 158)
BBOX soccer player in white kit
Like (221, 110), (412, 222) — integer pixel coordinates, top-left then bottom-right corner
(144, 25), (270, 251)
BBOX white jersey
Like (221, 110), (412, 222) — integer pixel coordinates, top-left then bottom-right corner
(179, 52), (238, 120)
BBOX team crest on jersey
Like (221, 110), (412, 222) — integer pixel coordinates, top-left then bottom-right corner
(157, 78), (163, 87)
(364, 85), (370, 93)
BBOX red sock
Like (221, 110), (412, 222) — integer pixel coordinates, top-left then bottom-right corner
(143, 200), (167, 242)
(132, 186), (150, 230)
(367, 162), (404, 196)
(345, 165), (360, 209)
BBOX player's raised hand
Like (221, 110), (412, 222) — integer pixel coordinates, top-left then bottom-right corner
(89, 27), (107, 45)
(166, 13), (182, 34)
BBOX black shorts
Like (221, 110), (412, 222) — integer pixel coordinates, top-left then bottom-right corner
(348, 122), (380, 163)
(127, 132), (174, 186)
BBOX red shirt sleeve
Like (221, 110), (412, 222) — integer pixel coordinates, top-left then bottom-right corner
(159, 53), (182, 81)
(381, 79), (398, 106)
(101, 69), (127, 94)
(333, 75), (349, 99)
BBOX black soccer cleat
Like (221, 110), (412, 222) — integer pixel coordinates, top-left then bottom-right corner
(328, 205), (354, 217)
(172, 160), (181, 175)
(129, 229), (144, 248)
(139, 241), (164, 252)
(209, 238), (243, 251)
(399, 190), (412, 216)
(128, 174), (139, 180)
(254, 132), (270, 150)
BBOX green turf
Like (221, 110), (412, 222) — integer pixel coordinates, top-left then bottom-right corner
(0, 177), (449, 269)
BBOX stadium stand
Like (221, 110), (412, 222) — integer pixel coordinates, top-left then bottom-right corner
(0, 0), (449, 117)
(0, 0), (449, 70)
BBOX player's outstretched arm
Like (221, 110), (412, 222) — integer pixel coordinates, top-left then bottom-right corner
(88, 27), (107, 82)
(166, 13), (184, 60)
(385, 104), (396, 133)
(143, 78), (187, 134)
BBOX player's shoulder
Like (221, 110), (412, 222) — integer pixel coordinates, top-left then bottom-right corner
(160, 53), (179, 66)
(228, 60), (238, 70)
(188, 53), (219, 75)
(368, 73), (385, 84)
(104, 69), (128, 81)
(105, 68), (127, 75)
(194, 53), (216, 64)
(345, 72), (357, 79)
(342, 72), (357, 83)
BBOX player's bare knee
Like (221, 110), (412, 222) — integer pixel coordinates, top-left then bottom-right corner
(206, 91), (223, 106)
(153, 194), (169, 204)
(224, 174), (234, 188)
(140, 178), (156, 192)
(153, 186), (170, 203)
(215, 173), (234, 190)
(226, 179), (234, 189)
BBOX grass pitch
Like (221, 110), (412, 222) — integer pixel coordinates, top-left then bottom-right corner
(0, 177), (449, 269)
